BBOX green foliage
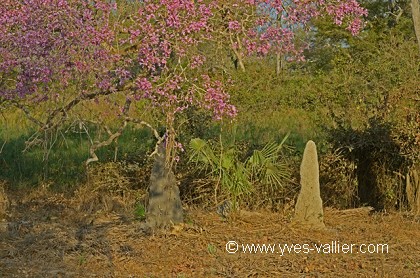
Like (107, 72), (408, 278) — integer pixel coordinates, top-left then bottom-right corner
(188, 134), (291, 206)
(189, 137), (252, 205)
(327, 118), (417, 210)
(246, 133), (291, 192)
(134, 203), (146, 220)
(207, 243), (217, 255)
(78, 253), (87, 266)
(225, 59), (331, 153)
(319, 150), (358, 208)
(0, 133), (88, 187)
(306, 0), (420, 209)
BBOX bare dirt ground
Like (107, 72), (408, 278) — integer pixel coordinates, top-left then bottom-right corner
(1, 187), (419, 278)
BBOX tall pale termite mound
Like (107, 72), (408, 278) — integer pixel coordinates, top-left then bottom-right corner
(293, 140), (325, 229)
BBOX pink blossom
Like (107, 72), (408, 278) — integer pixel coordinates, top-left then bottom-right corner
(228, 21), (241, 31)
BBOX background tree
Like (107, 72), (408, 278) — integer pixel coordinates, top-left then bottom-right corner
(208, 0), (367, 73)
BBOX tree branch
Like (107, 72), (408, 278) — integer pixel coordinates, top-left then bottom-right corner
(85, 97), (164, 165)
(85, 97), (132, 165)
(11, 101), (44, 127)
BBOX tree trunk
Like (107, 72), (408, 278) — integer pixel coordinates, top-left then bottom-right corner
(276, 52), (284, 76)
(406, 165), (420, 215)
(146, 143), (183, 229)
(237, 55), (246, 72)
(412, 0), (420, 54)
(230, 34), (246, 72)
(231, 49), (245, 72)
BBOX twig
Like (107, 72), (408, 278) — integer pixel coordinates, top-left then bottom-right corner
(43, 87), (123, 131)
(0, 139), (6, 154)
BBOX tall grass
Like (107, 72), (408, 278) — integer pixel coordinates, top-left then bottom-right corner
(0, 123), (156, 188)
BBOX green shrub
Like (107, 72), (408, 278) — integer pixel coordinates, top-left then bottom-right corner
(188, 133), (291, 208)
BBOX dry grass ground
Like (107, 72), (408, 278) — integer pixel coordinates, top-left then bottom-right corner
(0, 186), (419, 278)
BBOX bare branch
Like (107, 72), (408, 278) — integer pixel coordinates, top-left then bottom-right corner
(85, 97), (132, 165)
(23, 132), (44, 152)
(44, 88), (118, 131)
(85, 118), (163, 165)
(11, 101), (44, 127)
(86, 120), (128, 165)
(18, 82), (134, 153)
(125, 117), (163, 157)
(85, 96), (164, 165)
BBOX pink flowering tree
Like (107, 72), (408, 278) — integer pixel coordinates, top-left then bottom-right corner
(0, 0), (122, 160)
(0, 0), (236, 167)
(0, 0), (117, 105)
(125, 0), (237, 168)
(210, 0), (368, 72)
(103, 0), (237, 227)
(0, 0), (236, 228)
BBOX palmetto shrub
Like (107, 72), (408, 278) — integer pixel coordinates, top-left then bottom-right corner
(188, 133), (291, 209)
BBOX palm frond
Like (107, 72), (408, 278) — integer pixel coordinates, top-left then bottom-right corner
(189, 138), (218, 169)
(245, 133), (291, 189)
